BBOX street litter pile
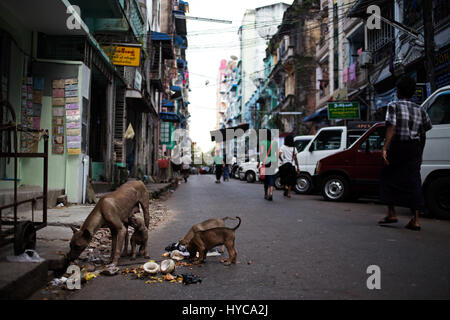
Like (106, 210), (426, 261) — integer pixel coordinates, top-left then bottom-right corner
(121, 259), (201, 285)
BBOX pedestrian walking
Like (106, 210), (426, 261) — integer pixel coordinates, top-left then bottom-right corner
(181, 155), (190, 183)
(378, 75), (433, 231)
(158, 152), (169, 183)
(223, 164), (230, 181)
(213, 151), (224, 183)
(279, 135), (300, 198)
(171, 157), (182, 185)
(258, 130), (278, 201)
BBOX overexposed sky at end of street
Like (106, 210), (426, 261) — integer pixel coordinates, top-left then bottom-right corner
(186, 0), (292, 152)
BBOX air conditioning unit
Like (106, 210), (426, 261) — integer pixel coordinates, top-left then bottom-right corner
(360, 51), (373, 67)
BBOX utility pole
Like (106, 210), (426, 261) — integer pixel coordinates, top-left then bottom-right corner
(423, 0), (436, 92)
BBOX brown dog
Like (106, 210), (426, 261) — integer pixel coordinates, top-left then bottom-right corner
(178, 217), (237, 248)
(187, 217), (241, 266)
(68, 181), (150, 266)
(128, 215), (149, 260)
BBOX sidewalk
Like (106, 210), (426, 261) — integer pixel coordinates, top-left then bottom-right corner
(0, 181), (173, 299)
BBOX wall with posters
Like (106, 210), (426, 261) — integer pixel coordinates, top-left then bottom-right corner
(26, 61), (90, 203)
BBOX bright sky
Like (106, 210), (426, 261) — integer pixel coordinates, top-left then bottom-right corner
(186, 0), (292, 152)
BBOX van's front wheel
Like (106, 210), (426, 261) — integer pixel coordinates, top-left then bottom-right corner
(294, 174), (312, 194)
(322, 175), (349, 201)
(425, 176), (450, 219)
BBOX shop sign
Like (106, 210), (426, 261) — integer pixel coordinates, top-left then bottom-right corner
(102, 45), (141, 67)
(328, 102), (360, 120)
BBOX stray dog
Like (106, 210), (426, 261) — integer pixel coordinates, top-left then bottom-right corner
(178, 217), (237, 250)
(187, 217), (241, 266)
(67, 181), (150, 266)
(128, 215), (150, 260)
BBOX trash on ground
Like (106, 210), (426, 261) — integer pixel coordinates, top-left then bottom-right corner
(48, 277), (68, 288)
(6, 249), (45, 263)
(101, 265), (120, 276)
(84, 271), (98, 281)
(170, 250), (188, 261)
(160, 259), (176, 274)
(206, 248), (221, 257)
(181, 273), (202, 285)
(143, 261), (160, 274)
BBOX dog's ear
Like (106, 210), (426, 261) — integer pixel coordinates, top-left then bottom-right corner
(82, 229), (91, 240)
(70, 226), (79, 234)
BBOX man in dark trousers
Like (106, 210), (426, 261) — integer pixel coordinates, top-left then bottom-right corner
(378, 75), (433, 231)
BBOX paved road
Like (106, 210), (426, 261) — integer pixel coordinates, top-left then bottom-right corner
(68, 175), (450, 300)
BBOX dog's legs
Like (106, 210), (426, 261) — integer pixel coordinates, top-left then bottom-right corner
(143, 241), (150, 259)
(224, 239), (236, 266)
(121, 224), (129, 257)
(110, 228), (117, 263)
(109, 215), (127, 265)
(130, 238), (137, 260)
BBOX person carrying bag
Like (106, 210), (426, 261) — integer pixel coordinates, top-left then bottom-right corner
(279, 135), (300, 198)
(258, 130), (277, 201)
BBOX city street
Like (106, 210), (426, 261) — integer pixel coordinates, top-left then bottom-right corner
(66, 175), (450, 300)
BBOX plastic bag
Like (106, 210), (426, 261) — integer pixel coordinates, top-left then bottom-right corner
(6, 249), (45, 263)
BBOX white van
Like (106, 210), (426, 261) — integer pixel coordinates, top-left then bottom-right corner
(421, 85), (450, 219)
(294, 126), (367, 194)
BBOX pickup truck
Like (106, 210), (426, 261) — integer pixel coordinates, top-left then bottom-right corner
(294, 125), (367, 194)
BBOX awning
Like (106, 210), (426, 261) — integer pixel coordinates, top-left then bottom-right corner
(151, 31), (174, 60)
(160, 112), (181, 123)
(162, 99), (175, 107)
(177, 58), (186, 69)
(374, 88), (397, 110)
(303, 106), (328, 122)
(151, 31), (171, 41)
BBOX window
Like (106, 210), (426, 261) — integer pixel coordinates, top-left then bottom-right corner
(311, 130), (342, 151)
(427, 93), (450, 125)
(295, 139), (311, 152)
(359, 127), (386, 152)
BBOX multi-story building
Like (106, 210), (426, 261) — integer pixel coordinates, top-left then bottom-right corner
(0, 0), (189, 204)
(238, 3), (290, 130)
(258, 0), (320, 135)
(308, 0), (450, 129)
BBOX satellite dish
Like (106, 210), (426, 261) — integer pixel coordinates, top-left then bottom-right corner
(255, 10), (283, 40)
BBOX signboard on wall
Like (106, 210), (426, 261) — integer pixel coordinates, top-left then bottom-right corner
(328, 102), (360, 120)
(102, 45), (141, 67)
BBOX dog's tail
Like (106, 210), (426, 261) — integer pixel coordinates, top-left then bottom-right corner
(222, 216), (238, 222)
(232, 217), (241, 231)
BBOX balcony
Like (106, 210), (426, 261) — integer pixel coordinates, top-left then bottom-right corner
(345, 62), (368, 90)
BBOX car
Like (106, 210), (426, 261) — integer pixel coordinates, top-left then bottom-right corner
(313, 122), (385, 202)
(238, 161), (259, 183)
(294, 124), (368, 194)
(199, 166), (212, 174)
(314, 85), (450, 219)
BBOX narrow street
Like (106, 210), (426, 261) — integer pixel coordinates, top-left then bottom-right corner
(66, 175), (450, 300)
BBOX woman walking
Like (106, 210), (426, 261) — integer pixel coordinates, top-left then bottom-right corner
(158, 152), (169, 183)
(258, 130), (278, 201)
(214, 151), (224, 184)
(279, 135), (300, 198)
(378, 75), (432, 231)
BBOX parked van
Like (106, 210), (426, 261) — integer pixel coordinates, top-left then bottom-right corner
(294, 125), (368, 194)
(314, 85), (450, 219)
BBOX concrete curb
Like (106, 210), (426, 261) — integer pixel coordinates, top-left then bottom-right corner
(0, 182), (174, 299)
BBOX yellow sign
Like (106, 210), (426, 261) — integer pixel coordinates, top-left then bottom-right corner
(102, 45), (141, 67)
